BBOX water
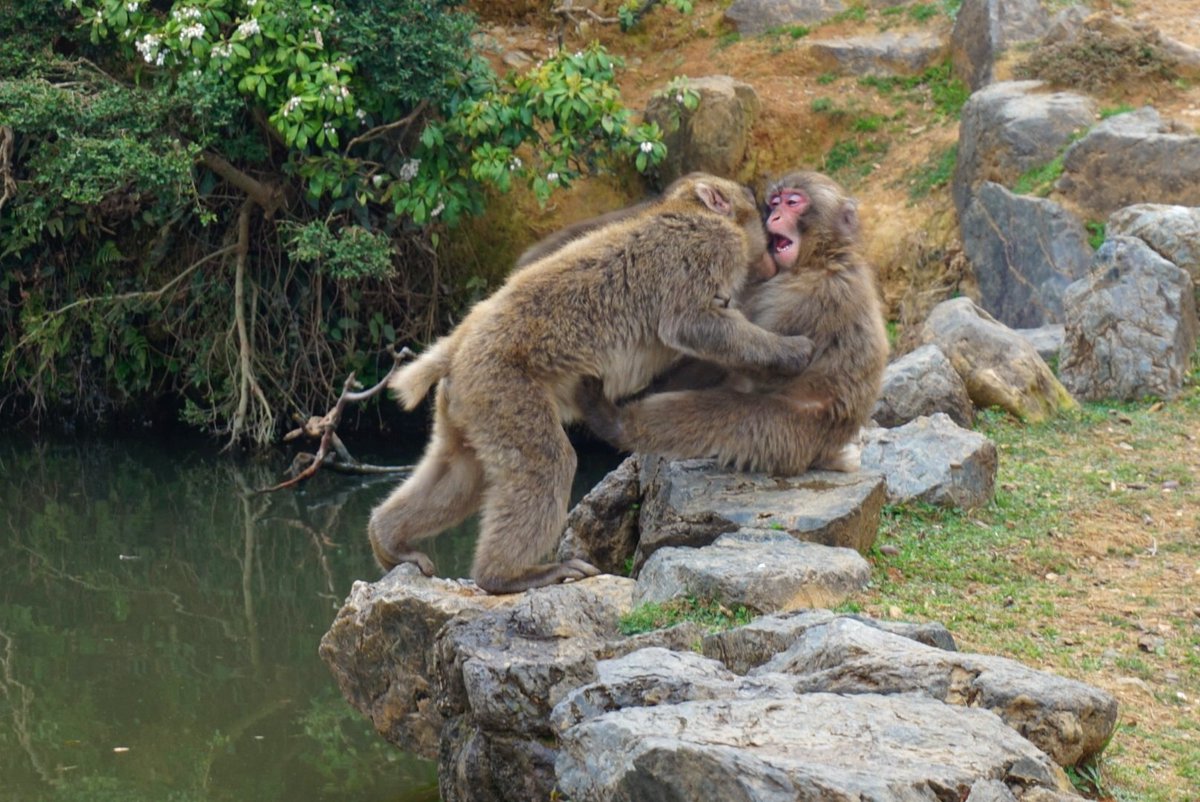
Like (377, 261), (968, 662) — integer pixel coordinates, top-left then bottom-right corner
(0, 431), (620, 802)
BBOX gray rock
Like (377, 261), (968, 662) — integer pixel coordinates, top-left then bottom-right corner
(703, 609), (957, 674)
(644, 75), (759, 186)
(861, 413), (998, 509)
(558, 455), (641, 575)
(555, 692), (1073, 801)
(1058, 107), (1200, 220)
(439, 720), (556, 802)
(1059, 236), (1199, 402)
(318, 565), (521, 757)
(953, 81), (1096, 218)
(967, 779), (1020, 802)
(874, 343), (975, 428)
(636, 458), (886, 568)
(920, 297), (1077, 422)
(808, 30), (948, 77)
(723, 0), (847, 34)
(759, 618), (1120, 767)
(961, 182), (1093, 327)
(1015, 324), (1066, 362)
(634, 529), (871, 613)
(951, 0), (1052, 90)
(1107, 203), (1200, 288)
(433, 577), (636, 735)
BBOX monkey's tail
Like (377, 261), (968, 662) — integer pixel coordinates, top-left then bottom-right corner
(389, 332), (458, 410)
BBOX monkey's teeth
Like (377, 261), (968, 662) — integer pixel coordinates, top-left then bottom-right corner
(774, 236), (794, 253)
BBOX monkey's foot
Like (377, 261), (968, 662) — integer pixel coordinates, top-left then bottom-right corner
(382, 549), (436, 578)
(474, 558), (602, 595)
(815, 442), (861, 473)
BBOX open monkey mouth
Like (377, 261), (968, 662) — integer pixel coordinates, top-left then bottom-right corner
(772, 234), (795, 255)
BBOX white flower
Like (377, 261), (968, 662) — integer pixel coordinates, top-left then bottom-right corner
(236, 18), (261, 37)
(313, 29), (323, 48)
(355, 108), (366, 122)
(126, 1), (139, 11)
(431, 201), (445, 218)
(212, 41), (233, 59)
(171, 6), (201, 21)
(179, 22), (205, 43)
(639, 141), (654, 153)
(509, 156), (522, 171)
(546, 172), (559, 183)
(675, 93), (685, 104)
(283, 96), (303, 116)
(399, 159), (420, 182)
(135, 33), (162, 64)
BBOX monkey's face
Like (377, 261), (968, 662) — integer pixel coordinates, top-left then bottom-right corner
(764, 184), (811, 271)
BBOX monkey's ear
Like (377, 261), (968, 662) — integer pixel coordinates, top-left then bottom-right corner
(694, 182), (733, 217)
(837, 199), (860, 242)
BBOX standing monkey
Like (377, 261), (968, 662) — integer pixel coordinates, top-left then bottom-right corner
(370, 174), (816, 593)
(578, 170), (889, 475)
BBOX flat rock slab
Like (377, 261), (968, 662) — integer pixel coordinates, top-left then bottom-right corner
(637, 458), (886, 567)
(808, 30), (948, 77)
(759, 618), (1119, 767)
(555, 692), (1073, 802)
(634, 529), (871, 613)
(861, 413), (998, 509)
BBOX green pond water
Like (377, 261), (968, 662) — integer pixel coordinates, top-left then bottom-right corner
(0, 431), (619, 802)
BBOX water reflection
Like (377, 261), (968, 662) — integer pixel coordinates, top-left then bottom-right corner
(0, 432), (619, 802)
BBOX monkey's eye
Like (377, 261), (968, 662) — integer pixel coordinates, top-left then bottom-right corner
(768, 191), (805, 208)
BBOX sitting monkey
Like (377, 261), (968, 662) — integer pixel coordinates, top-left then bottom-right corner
(369, 173), (816, 593)
(578, 170), (889, 476)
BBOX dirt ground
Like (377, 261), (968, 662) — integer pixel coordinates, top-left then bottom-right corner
(472, 2), (1200, 797)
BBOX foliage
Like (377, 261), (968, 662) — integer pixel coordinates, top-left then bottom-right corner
(618, 596), (754, 636)
(0, 0), (666, 444)
(1086, 220), (1106, 250)
(1016, 26), (1176, 92)
(618, 0), (693, 32)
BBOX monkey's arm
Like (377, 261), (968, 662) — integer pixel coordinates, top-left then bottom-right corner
(660, 306), (814, 377)
(574, 376), (627, 449)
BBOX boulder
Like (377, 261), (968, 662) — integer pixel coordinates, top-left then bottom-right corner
(759, 618), (1120, 767)
(920, 297), (1077, 422)
(636, 458), (886, 568)
(703, 609), (957, 674)
(556, 691), (1074, 801)
(860, 413), (998, 509)
(557, 455), (641, 575)
(953, 81), (1096, 218)
(723, 0), (847, 34)
(644, 75), (759, 186)
(634, 529), (871, 613)
(1107, 203), (1200, 292)
(1057, 107), (1200, 220)
(1015, 323), (1066, 362)
(1058, 236), (1199, 402)
(808, 30), (948, 78)
(960, 182), (1093, 327)
(872, 343), (974, 428)
(951, 0), (1052, 90)
(318, 566), (519, 757)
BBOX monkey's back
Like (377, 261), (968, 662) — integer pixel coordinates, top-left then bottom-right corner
(447, 209), (749, 416)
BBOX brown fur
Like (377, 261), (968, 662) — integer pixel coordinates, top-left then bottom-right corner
(370, 174), (815, 593)
(579, 170), (889, 475)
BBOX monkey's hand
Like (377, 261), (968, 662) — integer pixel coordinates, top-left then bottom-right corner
(575, 377), (627, 449)
(774, 334), (816, 376)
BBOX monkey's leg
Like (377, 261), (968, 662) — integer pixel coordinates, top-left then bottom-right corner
(468, 382), (600, 594)
(367, 417), (484, 575)
(617, 388), (827, 475)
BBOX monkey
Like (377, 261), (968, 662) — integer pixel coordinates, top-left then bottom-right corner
(576, 170), (889, 476)
(369, 173), (817, 594)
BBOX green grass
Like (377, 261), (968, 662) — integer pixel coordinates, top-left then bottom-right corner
(907, 144), (957, 200)
(859, 62), (968, 120)
(1012, 154), (1065, 196)
(1086, 220), (1106, 250)
(618, 596), (754, 636)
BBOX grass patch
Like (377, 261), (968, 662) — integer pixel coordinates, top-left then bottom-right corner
(618, 596), (754, 636)
(859, 61), (968, 120)
(1086, 220), (1106, 250)
(1012, 154), (1065, 196)
(906, 143), (957, 200)
(811, 97), (835, 113)
(1017, 27), (1176, 92)
(823, 137), (888, 179)
(817, 72), (839, 85)
(1100, 103), (1136, 120)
